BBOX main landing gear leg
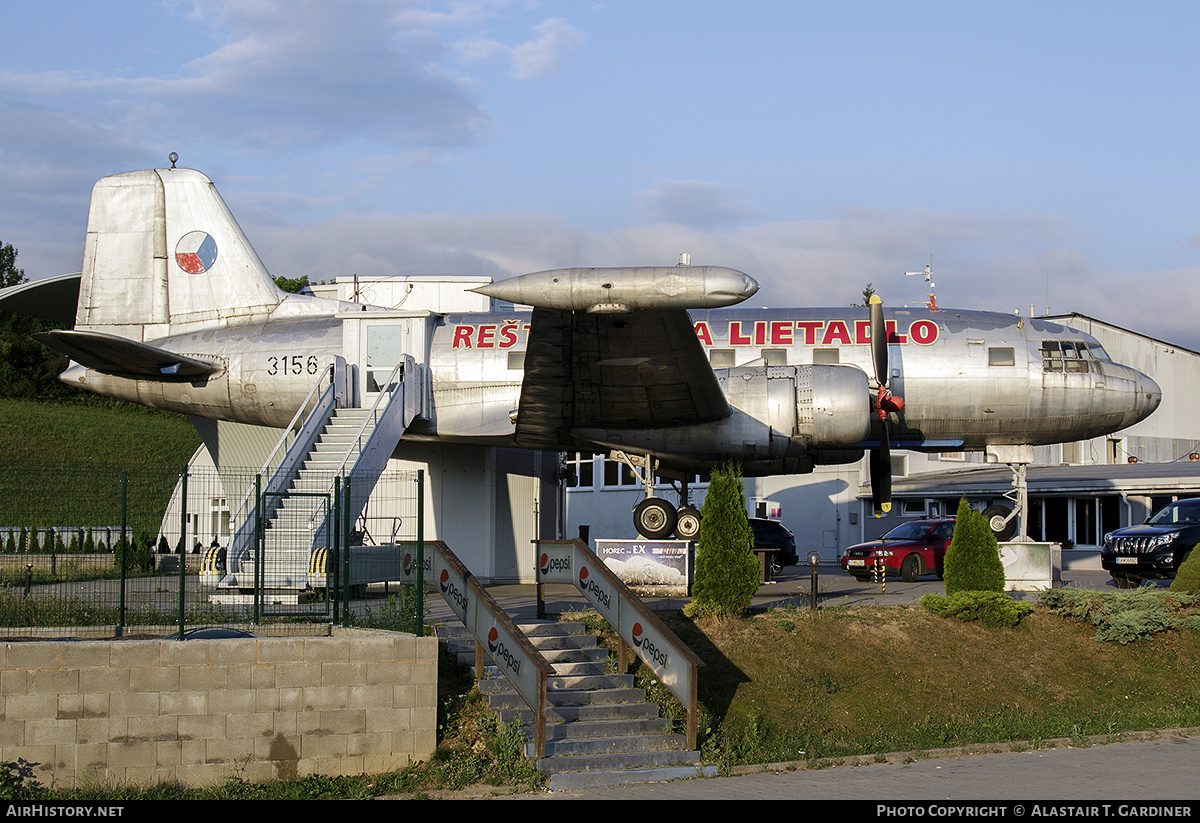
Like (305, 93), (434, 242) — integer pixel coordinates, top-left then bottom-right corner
(613, 450), (680, 540)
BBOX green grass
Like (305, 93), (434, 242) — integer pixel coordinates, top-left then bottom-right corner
(0, 397), (199, 466)
(565, 602), (1200, 772)
(0, 397), (201, 531)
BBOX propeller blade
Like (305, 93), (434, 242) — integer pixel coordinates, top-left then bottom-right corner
(870, 425), (892, 518)
(869, 294), (887, 387)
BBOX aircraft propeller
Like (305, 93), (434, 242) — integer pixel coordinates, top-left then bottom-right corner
(868, 295), (905, 517)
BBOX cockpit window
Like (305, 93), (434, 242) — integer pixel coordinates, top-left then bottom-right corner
(1041, 339), (1090, 373)
(1089, 343), (1111, 361)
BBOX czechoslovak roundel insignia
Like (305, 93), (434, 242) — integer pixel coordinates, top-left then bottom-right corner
(175, 231), (218, 274)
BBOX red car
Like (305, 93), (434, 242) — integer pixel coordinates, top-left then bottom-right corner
(840, 517), (956, 582)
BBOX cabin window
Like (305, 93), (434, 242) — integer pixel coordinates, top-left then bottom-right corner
(507, 351), (525, 370)
(988, 347), (1015, 366)
(813, 348), (840, 364)
(763, 348), (787, 366)
(710, 349), (735, 368)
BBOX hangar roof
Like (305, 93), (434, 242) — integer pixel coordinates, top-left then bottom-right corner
(863, 462), (1200, 499)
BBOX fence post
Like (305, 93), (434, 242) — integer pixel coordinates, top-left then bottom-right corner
(117, 470), (127, 637)
(416, 469), (425, 637)
(253, 473), (261, 625)
(178, 466), (188, 640)
(342, 476), (351, 626)
(332, 476), (341, 625)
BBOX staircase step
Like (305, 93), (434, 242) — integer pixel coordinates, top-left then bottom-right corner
(536, 749), (703, 775)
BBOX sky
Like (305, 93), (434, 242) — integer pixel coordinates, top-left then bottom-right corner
(3, 1), (1200, 348)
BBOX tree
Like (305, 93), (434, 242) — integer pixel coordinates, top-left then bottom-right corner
(274, 275), (311, 294)
(943, 497), (1006, 596)
(850, 283), (876, 307)
(1170, 545), (1200, 594)
(687, 462), (761, 617)
(0, 239), (25, 288)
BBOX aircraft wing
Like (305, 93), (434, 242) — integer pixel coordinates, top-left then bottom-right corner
(515, 307), (729, 449)
(32, 329), (222, 382)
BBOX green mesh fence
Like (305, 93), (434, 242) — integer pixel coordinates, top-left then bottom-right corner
(0, 463), (425, 637)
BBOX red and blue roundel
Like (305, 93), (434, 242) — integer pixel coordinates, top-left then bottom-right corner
(175, 231), (218, 274)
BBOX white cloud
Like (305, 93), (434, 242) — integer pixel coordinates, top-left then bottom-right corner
(510, 18), (586, 78)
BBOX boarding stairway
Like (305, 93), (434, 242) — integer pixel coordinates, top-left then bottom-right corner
(219, 356), (426, 593)
(438, 620), (709, 789)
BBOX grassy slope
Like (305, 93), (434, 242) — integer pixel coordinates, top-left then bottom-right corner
(650, 605), (1200, 765)
(0, 398), (201, 528)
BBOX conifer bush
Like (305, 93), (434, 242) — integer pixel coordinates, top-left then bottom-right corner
(1169, 545), (1200, 594)
(943, 497), (1005, 596)
(686, 463), (760, 617)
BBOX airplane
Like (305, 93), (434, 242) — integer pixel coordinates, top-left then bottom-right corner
(0, 165), (1163, 547)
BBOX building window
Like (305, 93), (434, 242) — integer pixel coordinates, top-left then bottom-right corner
(602, 457), (639, 488)
(564, 453), (599, 489)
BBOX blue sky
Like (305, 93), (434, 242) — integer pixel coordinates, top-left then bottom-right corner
(3, 1), (1199, 347)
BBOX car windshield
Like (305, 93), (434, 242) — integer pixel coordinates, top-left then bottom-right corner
(881, 522), (933, 541)
(1148, 500), (1200, 525)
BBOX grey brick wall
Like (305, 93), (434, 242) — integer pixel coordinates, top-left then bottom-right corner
(0, 628), (438, 789)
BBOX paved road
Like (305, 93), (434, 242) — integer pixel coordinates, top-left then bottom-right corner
(507, 734), (1200, 801)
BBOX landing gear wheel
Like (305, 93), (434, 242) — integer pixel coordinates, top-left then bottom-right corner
(901, 553), (920, 582)
(675, 506), (701, 540)
(633, 498), (678, 540)
(982, 505), (1018, 542)
(1112, 575), (1142, 589)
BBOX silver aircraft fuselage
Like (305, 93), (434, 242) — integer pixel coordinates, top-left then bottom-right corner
(63, 303), (1161, 476)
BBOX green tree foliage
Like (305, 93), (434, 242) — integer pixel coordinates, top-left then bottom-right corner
(687, 463), (760, 617)
(1170, 545), (1200, 594)
(274, 275), (311, 294)
(943, 498), (1006, 596)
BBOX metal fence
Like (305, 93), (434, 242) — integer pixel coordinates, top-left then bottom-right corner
(0, 462), (426, 638)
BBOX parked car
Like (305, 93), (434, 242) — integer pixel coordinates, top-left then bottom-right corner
(840, 517), (956, 582)
(1101, 498), (1200, 588)
(748, 517), (799, 571)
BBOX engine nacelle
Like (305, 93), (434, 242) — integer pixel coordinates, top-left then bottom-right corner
(717, 364), (869, 449)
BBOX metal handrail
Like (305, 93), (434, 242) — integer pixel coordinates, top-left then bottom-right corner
(331, 358), (407, 480)
(536, 539), (706, 750)
(431, 540), (555, 758)
(231, 362), (336, 527)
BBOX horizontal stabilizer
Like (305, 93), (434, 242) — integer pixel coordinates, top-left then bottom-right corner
(33, 329), (222, 382)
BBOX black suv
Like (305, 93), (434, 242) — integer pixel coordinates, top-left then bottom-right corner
(749, 518), (799, 571)
(1101, 498), (1200, 588)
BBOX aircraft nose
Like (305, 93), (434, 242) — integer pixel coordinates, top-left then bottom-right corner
(1136, 370), (1162, 421)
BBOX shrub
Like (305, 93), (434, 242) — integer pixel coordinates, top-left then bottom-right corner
(687, 463), (760, 617)
(921, 591), (1032, 628)
(1039, 587), (1200, 643)
(1169, 545), (1200, 594)
(943, 498), (1005, 596)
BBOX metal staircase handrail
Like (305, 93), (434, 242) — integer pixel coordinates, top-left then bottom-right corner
(230, 362), (337, 529)
(431, 540), (555, 758)
(535, 539), (706, 750)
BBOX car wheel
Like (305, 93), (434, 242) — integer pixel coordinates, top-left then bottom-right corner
(901, 553), (920, 582)
(675, 506), (701, 540)
(633, 498), (678, 540)
(1112, 575), (1141, 589)
(982, 505), (1018, 541)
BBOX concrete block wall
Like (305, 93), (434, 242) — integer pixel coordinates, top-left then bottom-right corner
(0, 628), (438, 789)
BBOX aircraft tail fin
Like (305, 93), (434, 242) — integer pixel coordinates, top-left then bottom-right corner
(75, 168), (287, 340)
